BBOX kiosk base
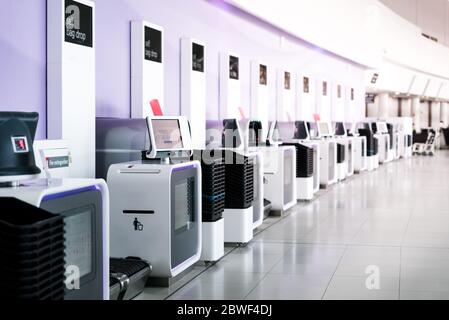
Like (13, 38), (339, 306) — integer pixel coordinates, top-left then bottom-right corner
(223, 207), (254, 244)
(201, 219), (225, 262)
(297, 177), (314, 201)
(367, 156), (378, 171)
(337, 163), (347, 181)
(386, 150), (395, 163)
(355, 156), (367, 173)
(405, 147), (413, 158)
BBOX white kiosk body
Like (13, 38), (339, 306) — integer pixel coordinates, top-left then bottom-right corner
(249, 121), (297, 214)
(261, 145), (297, 212)
(375, 122), (393, 164)
(274, 121), (322, 200)
(334, 122), (355, 179)
(353, 136), (368, 173)
(107, 117), (202, 279)
(315, 122), (338, 188)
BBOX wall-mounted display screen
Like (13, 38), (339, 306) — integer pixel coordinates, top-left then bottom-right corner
(284, 72), (291, 90)
(152, 119), (184, 150)
(259, 64), (267, 85)
(229, 56), (239, 80)
(192, 43), (204, 72)
(303, 77), (310, 93)
(144, 26), (162, 63)
(337, 85), (342, 98)
(351, 88), (355, 101)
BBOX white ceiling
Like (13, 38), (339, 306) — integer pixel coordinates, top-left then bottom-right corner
(381, 0), (449, 47)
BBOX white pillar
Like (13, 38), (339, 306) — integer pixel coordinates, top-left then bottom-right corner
(131, 21), (165, 118)
(389, 97), (399, 117)
(47, 0), (96, 178)
(441, 102), (449, 128)
(431, 102), (442, 129)
(367, 95), (379, 118)
(378, 92), (390, 119)
(401, 98), (412, 117)
(412, 97), (421, 132)
(181, 38), (206, 149)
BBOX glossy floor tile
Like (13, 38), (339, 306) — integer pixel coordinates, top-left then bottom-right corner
(245, 274), (330, 300)
(137, 151), (449, 300)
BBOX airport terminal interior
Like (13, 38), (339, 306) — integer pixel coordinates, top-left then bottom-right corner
(2, 0), (449, 301)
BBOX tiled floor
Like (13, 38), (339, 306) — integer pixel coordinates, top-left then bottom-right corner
(138, 151), (449, 300)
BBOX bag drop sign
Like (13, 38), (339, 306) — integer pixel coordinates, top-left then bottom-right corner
(192, 43), (204, 73)
(65, 0), (93, 48)
(144, 26), (162, 63)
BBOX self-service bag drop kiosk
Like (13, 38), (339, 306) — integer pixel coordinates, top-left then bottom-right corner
(236, 120), (264, 231)
(334, 122), (355, 178)
(248, 121), (297, 214)
(358, 123), (379, 171)
(191, 149), (225, 263)
(373, 122), (392, 164)
(387, 118), (413, 159)
(387, 123), (400, 160)
(314, 122), (338, 188)
(248, 121), (273, 219)
(329, 123), (347, 182)
(0, 112), (109, 300)
(397, 124), (408, 159)
(106, 116), (202, 282)
(347, 123), (367, 173)
(303, 122), (321, 195)
(381, 121), (395, 162)
(271, 121), (318, 201)
(400, 126), (413, 159)
(208, 119), (260, 245)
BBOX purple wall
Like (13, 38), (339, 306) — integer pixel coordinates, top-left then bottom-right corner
(94, 0), (365, 121)
(0, 0), (365, 141)
(0, 0), (47, 139)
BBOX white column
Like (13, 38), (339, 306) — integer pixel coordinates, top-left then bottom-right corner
(441, 102), (449, 128)
(220, 52), (242, 121)
(297, 74), (315, 122)
(412, 97), (421, 132)
(367, 95), (379, 118)
(378, 92), (390, 119)
(389, 97), (399, 117)
(401, 98), (412, 117)
(131, 21), (164, 118)
(181, 38), (206, 149)
(47, 0), (96, 178)
(277, 69), (295, 122)
(431, 101), (442, 129)
(250, 61), (269, 138)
